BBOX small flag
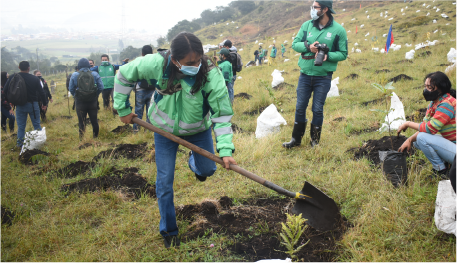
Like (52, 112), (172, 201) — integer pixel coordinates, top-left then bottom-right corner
(360, 3), (361, 9)
(385, 24), (394, 53)
(356, 25), (358, 34)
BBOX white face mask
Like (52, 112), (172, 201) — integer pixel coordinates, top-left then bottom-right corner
(310, 6), (324, 20)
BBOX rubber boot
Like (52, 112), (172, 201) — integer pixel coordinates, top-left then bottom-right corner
(282, 121), (307, 149)
(310, 124), (322, 147)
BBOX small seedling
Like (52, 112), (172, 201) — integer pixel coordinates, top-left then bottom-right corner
(278, 213), (310, 261)
(370, 81), (396, 149)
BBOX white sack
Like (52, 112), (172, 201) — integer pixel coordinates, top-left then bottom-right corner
(435, 180), (456, 235)
(271, 69), (284, 88)
(405, 50), (415, 60)
(284, 59), (290, 62)
(20, 127), (47, 155)
(237, 76), (242, 79)
(68, 91), (72, 97)
(255, 104), (287, 139)
(264, 59), (268, 63)
(447, 48), (456, 63)
(445, 63), (456, 74)
(327, 77), (340, 98)
(257, 258), (291, 263)
(379, 92), (406, 132)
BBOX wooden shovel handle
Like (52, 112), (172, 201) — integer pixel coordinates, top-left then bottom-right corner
(132, 117), (272, 186)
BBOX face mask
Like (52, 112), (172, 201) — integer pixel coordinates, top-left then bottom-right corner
(310, 8), (323, 20)
(177, 60), (201, 76)
(101, 61), (109, 65)
(37, 76), (42, 79)
(423, 88), (441, 101)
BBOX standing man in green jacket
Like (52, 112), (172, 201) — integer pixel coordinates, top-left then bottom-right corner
(94, 54), (129, 110)
(283, 0), (347, 149)
(215, 48), (234, 104)
(269, 44), (277, 66)
(281, 44), (286, 58)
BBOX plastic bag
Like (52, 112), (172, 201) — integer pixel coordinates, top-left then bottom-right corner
(379, 150), (408, 187)
(20, 127), (47, 155)
(284, 59), (290, 62)
(327, 77), (340, 98)
(256, 60), (259, 66)
(255, 104), (287, 139)
(254, 258), (292, 263)
(68, 91), (72, 97)
(447, 48), (456, 63)
(379, 92), (406, 133)
(405, 50), (415, 60)
(435, 180), (456, 235)
(445, 63), (456, 74)
(271, 69), (284, 88)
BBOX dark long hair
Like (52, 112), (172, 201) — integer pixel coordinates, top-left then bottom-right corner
(163, 32), (209, 95)
(424, 71), (456, 98)
(1, 72), (8, 88)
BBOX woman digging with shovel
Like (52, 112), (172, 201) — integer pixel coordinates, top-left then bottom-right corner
(113, 32), (237, 248)
(398, 71), (456, 179)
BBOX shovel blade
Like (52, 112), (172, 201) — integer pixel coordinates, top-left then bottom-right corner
(291, 181), (340, 232)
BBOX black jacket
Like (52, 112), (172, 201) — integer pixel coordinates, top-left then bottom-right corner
(4, 72), (47, 106)
(39, 77), (52, 103)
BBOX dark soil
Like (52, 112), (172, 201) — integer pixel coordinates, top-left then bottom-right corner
(60, 116), (73, 119)
(417, 51), (432, 57)
(273, 82), (295, 90)
(292, 69), (299, 72)
(347, 135), (413, 165)
(1, 206), (15, 226)
(344, 73), (359, 80)
(79, 143), (92, 150)
(243, 106), (268, 116)
(332, 117), (346, 122)
(177, 197), (348, 262)
(389, 74), (413, 83)
(61, 167), (155, 199)
(231, 123), (244, 133)
(93, 143), (149, 161)
(111, 124), (132, 134)
(375, 69), (390, 74)
(438, 63), (454, 66)
(406, 108), (427, 122)
(19, 149), (50, 165)
(348, 123), (380, 135)
(234, 93), (253, 100)
(54, 161), (96, 178)
(361, 98), (384, 106)
(396, 60), (414, 64)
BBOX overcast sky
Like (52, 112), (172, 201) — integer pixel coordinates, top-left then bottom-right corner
(1, 0), (233, 36)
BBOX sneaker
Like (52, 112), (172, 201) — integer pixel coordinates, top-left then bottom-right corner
(429, 168), (450, 180)
(163, 235), (180, 248)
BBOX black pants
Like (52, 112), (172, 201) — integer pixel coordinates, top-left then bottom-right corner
(39, 101), (47, 122)
(76, 100), (99, 139)
(102, 88), (113, 108)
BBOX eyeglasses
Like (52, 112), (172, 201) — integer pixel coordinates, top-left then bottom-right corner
(424, 84), (434, 90)
(311, 6), (322, 10)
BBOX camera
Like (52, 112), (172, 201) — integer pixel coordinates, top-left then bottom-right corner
(314, 43), (329, 66)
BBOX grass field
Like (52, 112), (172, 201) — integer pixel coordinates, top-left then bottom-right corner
(1, 1), (456, 261)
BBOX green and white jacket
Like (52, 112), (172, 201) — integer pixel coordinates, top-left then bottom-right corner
(113, 53), (235, 157)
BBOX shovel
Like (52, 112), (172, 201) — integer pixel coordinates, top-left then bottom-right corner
(132, 117), (340, 231)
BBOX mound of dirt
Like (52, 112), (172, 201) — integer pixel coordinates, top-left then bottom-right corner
(396, 60), (414, 64)
(93, 143), (149, 161)
(361, 98), (384, 106)
(59, 116), (73, 119)
(1, 206), (15, 226)
(231, 123), (244, 133)
(348, 123), (380, 136)
(79, 143), (92, 150)
(292, 69), (299, 72)
(389, 74), (413, 83)
(438, 63), (454, 67)
(61, 168), (155, 199)
(111, 124), (132, 134)
(273, 82), (295, 90)
(417, 50), (432, 57)
(234, 93), (253, 100)
(19, 149), (50, 165)
(406, 108), (427, 122)
(243, 106), (268, 116)
(347, 135), (413, 165)
(332, 117), (346, 122)
(345, 73), (359, 79)
(54, 161), (96, 178)
(177, 197), (348, 262)
(375, 69), (390, 74)
(245, 61), (255, 67)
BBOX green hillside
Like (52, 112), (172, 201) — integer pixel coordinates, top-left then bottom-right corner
(1, 1), (456, 262)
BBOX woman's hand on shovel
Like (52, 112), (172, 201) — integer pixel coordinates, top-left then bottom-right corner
(120, 113), (138, 124)
(222, 156), (237, 170)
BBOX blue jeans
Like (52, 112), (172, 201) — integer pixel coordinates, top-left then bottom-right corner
(294, 72), (333, 126)
(16, 102), (42, 147)
(413, 132), (456, 171)
(154, 128), (217, 237)
(1, 105), (15, 131)
(226, 82), (234, 104)
(133, 89), (154, 131)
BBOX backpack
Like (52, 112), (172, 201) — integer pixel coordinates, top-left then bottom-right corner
(230, 51), (243, 73)
(6, 73), (28, 106)
(75, 71), (97, 101)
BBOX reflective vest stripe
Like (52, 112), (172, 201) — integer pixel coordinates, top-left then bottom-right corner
(211, 115), (233, 123)
(214, 126), (233, 137)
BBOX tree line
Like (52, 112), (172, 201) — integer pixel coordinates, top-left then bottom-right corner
(162, 1), (257, 44)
